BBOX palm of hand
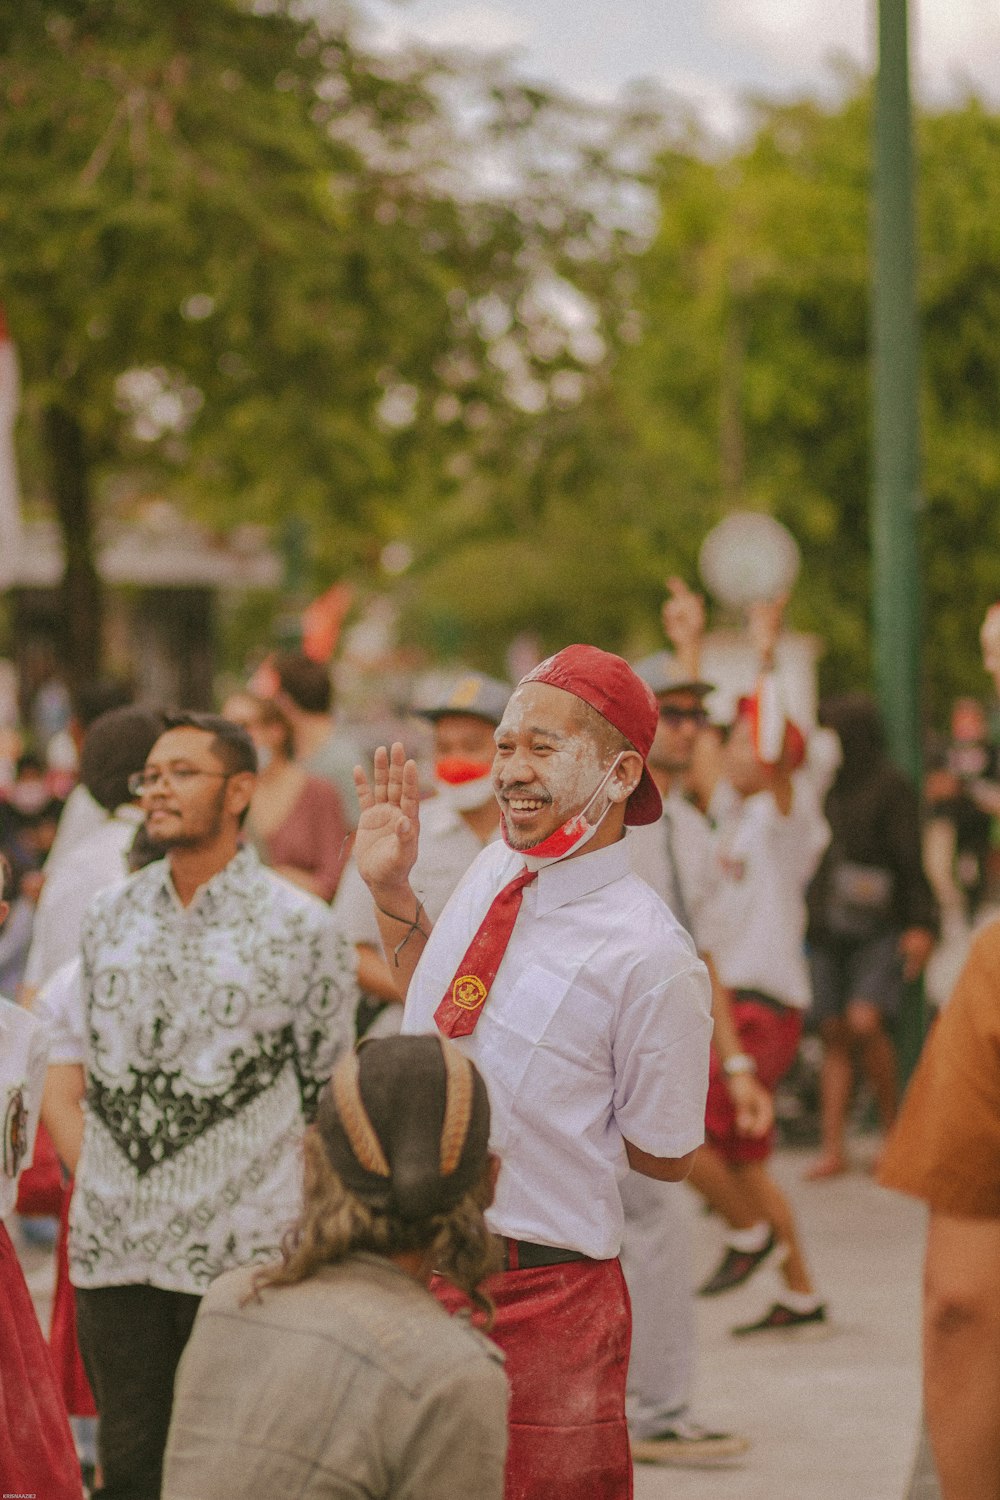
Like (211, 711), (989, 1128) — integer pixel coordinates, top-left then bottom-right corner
(353, 743), (421, 891)
(354, 802), (417, 887)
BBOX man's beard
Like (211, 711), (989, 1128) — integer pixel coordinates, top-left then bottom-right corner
(149, 793), (227, 850)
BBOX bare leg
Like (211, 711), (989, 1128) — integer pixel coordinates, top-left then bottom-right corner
(805, 1016), (853, 1179)
(924, 1214), (1000, 1500)
(686, 1145), (757, 1230)
(847, 1000), (898, 1133)
(735, 1161), (816, 1296)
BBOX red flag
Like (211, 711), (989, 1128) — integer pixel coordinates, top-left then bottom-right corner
(302, 582), (354, 663)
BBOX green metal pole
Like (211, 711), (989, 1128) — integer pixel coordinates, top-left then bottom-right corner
(871, 0), (922, 782)
(871, 0), (925, 1070)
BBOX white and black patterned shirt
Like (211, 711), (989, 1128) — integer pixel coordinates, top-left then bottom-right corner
(68, 846), (357, 1295)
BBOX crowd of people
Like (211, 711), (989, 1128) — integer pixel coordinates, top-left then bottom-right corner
(1, 591), (998, 1500)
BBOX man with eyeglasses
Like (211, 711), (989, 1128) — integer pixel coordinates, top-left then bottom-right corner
(622, 579), (772, 1469)
(55, 712), (357, 1500)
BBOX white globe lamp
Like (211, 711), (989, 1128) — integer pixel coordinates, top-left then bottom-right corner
(698, 511), (800, 610)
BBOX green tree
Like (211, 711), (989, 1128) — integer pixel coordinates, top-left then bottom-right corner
(613, 85), (1000, 722)
(2, 2), (664, 687)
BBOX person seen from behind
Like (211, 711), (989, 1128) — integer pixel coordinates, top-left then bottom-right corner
(221, 691), (350, 900)
(257, 651), (365, 831)
(162, 1035), (508, 1500)
(804, 694), (937, 1180)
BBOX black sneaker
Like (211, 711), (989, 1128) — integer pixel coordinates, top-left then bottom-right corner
(731, 1301), (829, 1338)
(631, 1419), (750, 1466)
(697, 1231), (778, 1296)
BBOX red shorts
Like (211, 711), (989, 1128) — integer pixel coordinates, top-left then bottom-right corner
(704, 994), (803, 1165)
(433, 1255), (632, 1500)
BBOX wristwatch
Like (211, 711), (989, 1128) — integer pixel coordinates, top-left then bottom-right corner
(722, 1053), (757, 1077)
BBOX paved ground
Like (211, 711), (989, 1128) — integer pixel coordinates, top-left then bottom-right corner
(634, 1140), (937, 1500)
(10, 1135), (939, 1499)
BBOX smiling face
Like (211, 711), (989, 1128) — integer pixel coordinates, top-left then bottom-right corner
(492, 682), (620, 851)
(139, 727), (253, 850)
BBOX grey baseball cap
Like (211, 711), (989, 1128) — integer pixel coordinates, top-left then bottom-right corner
(412, 671), (511, 726)
(633, 651), (713, 699)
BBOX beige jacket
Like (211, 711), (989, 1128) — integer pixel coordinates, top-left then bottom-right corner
(162, 1253), (507, 1500)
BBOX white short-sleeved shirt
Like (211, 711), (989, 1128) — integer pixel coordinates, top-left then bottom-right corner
(627, 791), (718, 951)
(42, 783), (107, 878)
(34, 958), (86, 1065)
(708, 775), (831, 1009)
(70, 847), (357, 1294)
(1, 996), (50, 1218)
(333, 796), (497, 949)
(402, 838), (712, 1260)
(24, 806), (143, 990)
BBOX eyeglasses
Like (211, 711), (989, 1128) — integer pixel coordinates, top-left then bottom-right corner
(658, 706), (709, 727)
(127, 767), (231, 796)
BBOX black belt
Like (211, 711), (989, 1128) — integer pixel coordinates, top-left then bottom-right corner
(501, 1238), (590, 1272)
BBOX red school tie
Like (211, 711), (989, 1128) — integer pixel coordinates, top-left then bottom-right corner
(434, 867), (538, 1038)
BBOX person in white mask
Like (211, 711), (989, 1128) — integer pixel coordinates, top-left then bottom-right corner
(332, 672), (511, 1035)
(353, 645), (713, 1500)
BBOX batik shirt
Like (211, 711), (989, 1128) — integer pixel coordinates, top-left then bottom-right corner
(69, 846), (357, 1295)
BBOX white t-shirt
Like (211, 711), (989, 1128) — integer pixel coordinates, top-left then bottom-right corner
(42, 783), (107, 878)
(707, 775), (830, 1009)
(24, 806), (143, 989)
(0, 996), (49, 1219)
(402, 837), (712, 1260)
(34, 957), (85, 1065)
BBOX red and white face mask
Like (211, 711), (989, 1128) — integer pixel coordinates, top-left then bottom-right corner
(501, 753), (625, 869)
(434, 756), (496, 812)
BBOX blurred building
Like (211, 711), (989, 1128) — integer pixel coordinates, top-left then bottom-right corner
(6, 501), (281, 711)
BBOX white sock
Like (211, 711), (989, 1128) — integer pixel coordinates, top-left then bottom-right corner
(779, 1290), (822, 1314)
(727, 1221), (771, 1254)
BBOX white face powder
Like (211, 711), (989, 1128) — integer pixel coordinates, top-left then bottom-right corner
(492, 683), (608, 850)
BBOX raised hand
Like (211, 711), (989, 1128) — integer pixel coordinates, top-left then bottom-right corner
(661, 576), (706, 677)
(353, 743), (421, 898)
(747, 595), (788, 669)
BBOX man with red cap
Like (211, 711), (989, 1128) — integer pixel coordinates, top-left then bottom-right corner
(354, 645), (713, 1500)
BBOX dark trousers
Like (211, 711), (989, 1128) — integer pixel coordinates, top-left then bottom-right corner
(75, 1283), (201, 1500)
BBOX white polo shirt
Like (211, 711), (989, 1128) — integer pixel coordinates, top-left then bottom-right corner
(402, 837), (712, 1260)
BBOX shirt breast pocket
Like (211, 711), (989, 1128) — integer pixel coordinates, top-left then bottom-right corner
(479, 963), (610, 1106)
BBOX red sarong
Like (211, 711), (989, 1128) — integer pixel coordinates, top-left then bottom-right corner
(14, 1120), (66, 1218)
(434, 1256), (632, 1500)
(50, 1184), (97, 1417)
(0, 1222), (83, 1500)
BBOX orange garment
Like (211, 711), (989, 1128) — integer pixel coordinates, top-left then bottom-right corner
(879, 918), (1000, 1217)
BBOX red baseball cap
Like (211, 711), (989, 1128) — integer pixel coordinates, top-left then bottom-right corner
(519, 644), (662, 826)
